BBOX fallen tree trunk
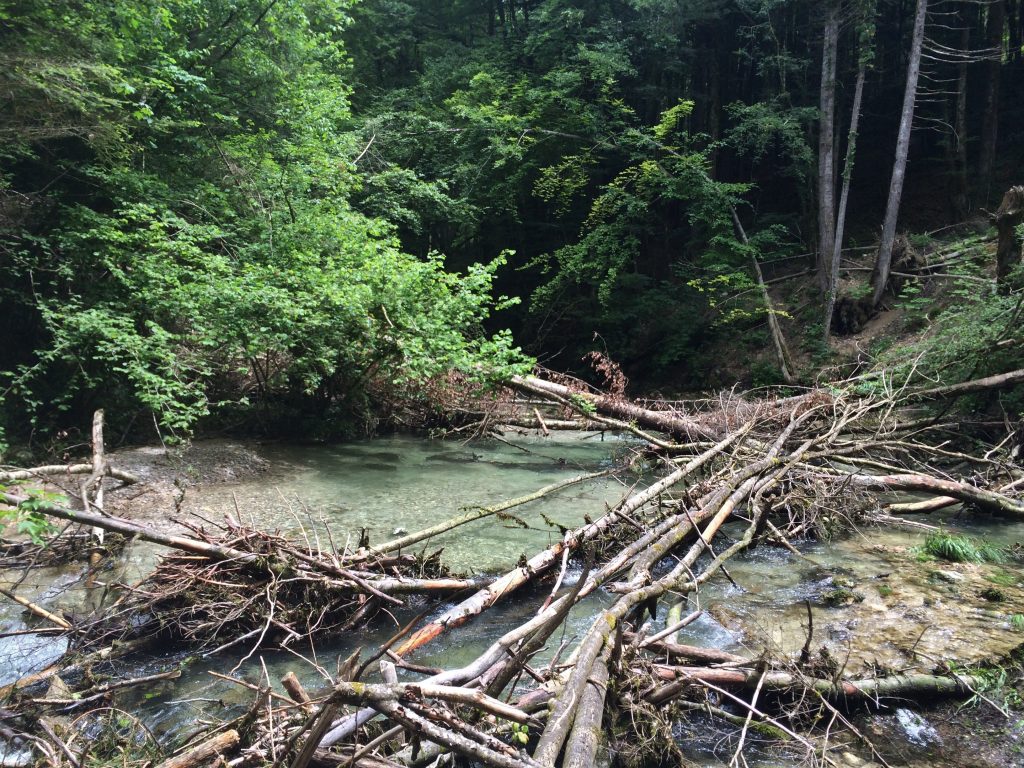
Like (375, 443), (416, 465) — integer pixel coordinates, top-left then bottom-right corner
(562, 646), (611, 768)
(0, 492), (268, 564)
(0, 464), (139, 484)
(509, 375), (714, 439)
(910, 368), (1024, 401)
(394, 423), (752, 657)
(331, 683), (540, 768)
(646, 666), (989, 706)
(155, 729), (239, 768)
(837, 472), (1024, 517)
(0, 587), (71, 630)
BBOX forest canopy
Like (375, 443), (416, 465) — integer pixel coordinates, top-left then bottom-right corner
(0, 0), (529, 447)
(2, 0), (1023, 448)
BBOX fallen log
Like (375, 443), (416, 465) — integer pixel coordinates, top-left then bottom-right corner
(645, 666), (990, 706)
(0, 464), (139, 484)
(531, 408), (828, 765)
(331, 683), (540, 768)
(623, 633), (748, 666)
(836, 472), (1024, 516)
(0, 587), (72, 630)
(909, 368), (1024, 401)
(886, 495), (960, 514)
(562, 644), (611, 768)
(509, 375), (714, 439)
(155, 729), (239, 768)
(0, 492), (263, 564)
(321, 564), (606, 746)
(394, 424), (752, 657)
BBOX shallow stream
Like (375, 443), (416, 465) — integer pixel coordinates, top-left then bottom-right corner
(2, 431), (1023, 767)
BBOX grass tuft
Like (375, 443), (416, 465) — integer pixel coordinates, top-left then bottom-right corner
(920, 530), (1005, 564)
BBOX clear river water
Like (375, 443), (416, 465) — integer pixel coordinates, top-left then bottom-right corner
(2, 431), (1023, 767)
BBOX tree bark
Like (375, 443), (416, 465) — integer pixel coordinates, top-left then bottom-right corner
(825, 59), (867, 340)
(817, 0), (840, 293)
(979, 0), (1006, 202)
(155, 730), (239, 768)
(871, 0), (928, 308)
(995, 186), (1024, 289)
(561, 647), (611, 768)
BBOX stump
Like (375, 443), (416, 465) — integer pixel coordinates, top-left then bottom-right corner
(995, 185), (1024, 291)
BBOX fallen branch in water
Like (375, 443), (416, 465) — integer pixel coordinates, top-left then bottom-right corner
(18, 374), (1024, 768)
(365, 469), (613, 557)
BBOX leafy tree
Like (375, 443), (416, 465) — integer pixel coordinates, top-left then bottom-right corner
(0, 0), (527, 447)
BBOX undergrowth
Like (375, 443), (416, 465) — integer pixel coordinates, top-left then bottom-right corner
(918, 530), (1006, 564)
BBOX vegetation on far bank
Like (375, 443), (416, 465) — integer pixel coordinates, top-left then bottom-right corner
(2, 0), (1024, 456)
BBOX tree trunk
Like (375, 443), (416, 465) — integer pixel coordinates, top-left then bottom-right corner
(871, 0), (928, 308)
(951, 20), (971, 220)
(911, 364), (1024, 400)
(978, 0), (1006, 202)
(732, 209), (796, 384)
(155, 730), (239, 768)
(995, 186), (1024, 289)
(509, 376), (712, 438)
(825, 60), (867, 340)
(817, 0), (840, 293)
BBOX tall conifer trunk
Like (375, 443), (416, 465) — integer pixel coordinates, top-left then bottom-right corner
(825, 61), (867, 341)
(817, 0), (840, 294)
(951, 20), (970, 221)
(979, 0), (1005, 203)
(871, 0), (928, 308)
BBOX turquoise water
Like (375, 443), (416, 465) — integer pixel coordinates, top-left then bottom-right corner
(2, 432), (1023, 767)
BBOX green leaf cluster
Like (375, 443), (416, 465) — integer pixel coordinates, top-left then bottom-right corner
(0, 0), (528, 444)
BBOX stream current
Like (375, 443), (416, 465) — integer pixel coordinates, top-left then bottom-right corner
(2, 431), (1023, 767)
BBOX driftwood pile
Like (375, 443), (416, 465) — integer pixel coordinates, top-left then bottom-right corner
(2, 371), (1024, 768)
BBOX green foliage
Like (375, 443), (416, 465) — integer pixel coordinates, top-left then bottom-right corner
(0, 0), (529, 442)
(338, 0), (816, 380)
(653, 100), (695, 142)
(919, 531), (1005, 564)
(1012, 614), (1024, 632)
(725, 100), (816, 181)
(0, 486), (62, 543)
(511, 722), (530, 745)
(874, 241), (1024, 398)
(567, 393), (597, 416)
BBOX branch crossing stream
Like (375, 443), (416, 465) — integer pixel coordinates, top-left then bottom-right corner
(2, 430), (1023, 767)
